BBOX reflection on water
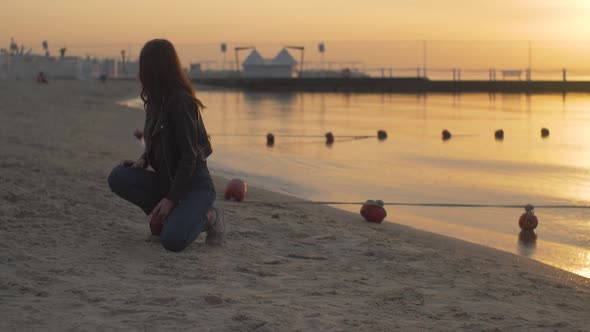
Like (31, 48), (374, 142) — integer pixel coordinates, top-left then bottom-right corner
(122, 90), (590, 278)
(517, 230), (538, 257)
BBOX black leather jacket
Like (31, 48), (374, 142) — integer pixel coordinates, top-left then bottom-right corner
(142, 92), (213, 203)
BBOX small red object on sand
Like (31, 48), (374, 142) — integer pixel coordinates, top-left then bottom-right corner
(224, 179), (247, 202)
(519, 204), (538, 231)
(150, 213), (164, 236)
(360, 200), (387, 223)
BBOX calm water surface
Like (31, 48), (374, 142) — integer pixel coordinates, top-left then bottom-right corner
(124, 91), (590, 278)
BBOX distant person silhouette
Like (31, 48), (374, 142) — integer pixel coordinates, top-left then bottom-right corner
(36, 71), (48, 84)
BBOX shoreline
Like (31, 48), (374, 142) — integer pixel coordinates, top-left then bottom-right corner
(210, 173), (590, 286)
(121, 90), (590, 280)
(1, 79), (589, 330)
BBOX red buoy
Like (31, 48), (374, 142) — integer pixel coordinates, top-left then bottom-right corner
(224, 179), (247, 202)
(518, 204), (538, 231)
(150, 213), (164, 236)
(360, 200), (387, 223)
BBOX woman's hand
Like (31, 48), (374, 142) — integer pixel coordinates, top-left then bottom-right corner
(152, 198), (175, 220)
(120, 158), (146, 168)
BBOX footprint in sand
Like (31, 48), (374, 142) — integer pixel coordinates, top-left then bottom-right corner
(236, 264), (278, 277)
(262, 259), (284, 265)
(287, 253), (327, 261)
(203, 295), (224, 306)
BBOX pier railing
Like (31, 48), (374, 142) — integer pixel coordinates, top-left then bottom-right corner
(361, 67), (590, 82)
(187, 67), (590, 82)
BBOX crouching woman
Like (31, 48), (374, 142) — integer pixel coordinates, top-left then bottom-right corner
(108, 39), (224, 252)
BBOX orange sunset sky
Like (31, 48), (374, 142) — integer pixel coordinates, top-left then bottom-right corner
(2, 0), (590, 70)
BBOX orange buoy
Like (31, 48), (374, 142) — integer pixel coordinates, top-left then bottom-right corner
(541, 128), (550, 138)
(325, 132), (335, 145)
(442, 129), (452, 141)
(266, 133), (275, 147)
(360, 200), (387, 223)
(518, 204), (538, 231)
(495, 129), (504, 140)
(377, 130), (388, 141)
(224, 179), (247, 202)
(150, 213), (164, 236)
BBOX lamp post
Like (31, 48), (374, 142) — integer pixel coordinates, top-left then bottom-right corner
(423, 40), (428, 79)
(285, 46), (305, 77)
(121, 50), (126, 73)
(221, 43), (227, 70)
(319, 42), (325, 70)
(527, 41), (532, 82)
(234, 46), (255, 75)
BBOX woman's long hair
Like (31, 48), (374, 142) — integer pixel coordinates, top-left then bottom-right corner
(139, 39), (204, 113)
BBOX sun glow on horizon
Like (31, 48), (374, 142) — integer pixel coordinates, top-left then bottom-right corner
(2, 0), (590, 68)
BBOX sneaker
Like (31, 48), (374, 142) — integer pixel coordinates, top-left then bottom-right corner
(206, 204), (225, 246)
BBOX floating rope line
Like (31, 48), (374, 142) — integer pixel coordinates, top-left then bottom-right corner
(210, 133), (376, 139)
(222, 200), (590, 210)
(209, 132), (382, 146)
(221, 181), (583, 225)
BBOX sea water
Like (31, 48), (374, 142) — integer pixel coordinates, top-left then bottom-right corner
(122, 90), (590, 278)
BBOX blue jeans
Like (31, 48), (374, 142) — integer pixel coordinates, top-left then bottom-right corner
(108, 166), (216, 252)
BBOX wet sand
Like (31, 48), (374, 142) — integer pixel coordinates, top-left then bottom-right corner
(1, 80), (589, 331)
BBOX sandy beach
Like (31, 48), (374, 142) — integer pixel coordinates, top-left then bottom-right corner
(1, 80), (590, 331)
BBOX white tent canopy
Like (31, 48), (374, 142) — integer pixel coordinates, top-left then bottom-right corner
(242, 48), (298, 78)
(242, 49), (266, 66)
(271, 49), (297, 66)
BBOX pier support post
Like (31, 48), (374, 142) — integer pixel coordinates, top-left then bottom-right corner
(526, 68), (532, 81)
(416, 67), (421, 79)
(453, 68), (456, 81)
(563, 68), (567, 82)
